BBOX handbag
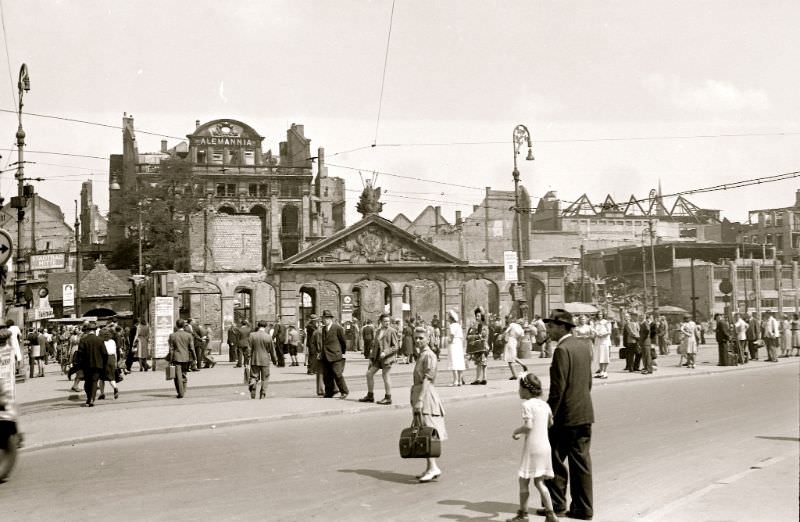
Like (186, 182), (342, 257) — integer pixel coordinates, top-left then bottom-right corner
(165, 365), (177, 381)
(114, 368), (124, 383)
(399, 412), (441, 459)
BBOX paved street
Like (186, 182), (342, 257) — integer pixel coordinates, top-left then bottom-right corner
(1, 357), (797, 521)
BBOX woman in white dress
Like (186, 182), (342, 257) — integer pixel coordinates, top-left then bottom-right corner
(592, 312), (611, 379)
(679, 315), (698, 369)
(504, 317), (526, 380)
(446, 310), (466, 386)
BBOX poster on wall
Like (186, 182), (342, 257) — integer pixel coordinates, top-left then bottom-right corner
(0, 344), (15, 402)
(153, 296), (174, 359)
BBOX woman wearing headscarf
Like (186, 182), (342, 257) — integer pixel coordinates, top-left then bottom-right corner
(466, 307), (490, 385)
(446, 310), (465, 386)
(679, 315), (698, 369)
(410, 326), (447, 482)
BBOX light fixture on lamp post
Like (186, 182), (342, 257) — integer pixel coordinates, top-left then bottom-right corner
(12, 64), (30, 306)
(512, 124), (534, 320)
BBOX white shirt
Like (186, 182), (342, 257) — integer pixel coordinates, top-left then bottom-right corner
(7, 325), (21, 362)
(734, 318), (748, 341)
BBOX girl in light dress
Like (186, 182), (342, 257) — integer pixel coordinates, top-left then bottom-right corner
(592, 312), (611, 379)
(779, 314), (792, 357)
(508, 373), (558, 522)
(446, 310), (466, 386)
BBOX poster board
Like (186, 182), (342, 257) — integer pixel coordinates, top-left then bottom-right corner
(0, 345), (15, 402)
(153, 296), (174, 359)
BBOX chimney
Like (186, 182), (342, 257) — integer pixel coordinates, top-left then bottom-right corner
(161, 140), (168, 153)
(195, 119), (200, 128)
(318, 147), (327, 178)
(434, 206), (441, 233)
(795, 189), (800, 208)
(455, 210), (462, 225)
(473, 205), (479, 213)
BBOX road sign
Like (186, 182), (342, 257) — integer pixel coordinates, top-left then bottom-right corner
(0, 228), (13, 265)
(30, 253), (65, 271)
(63, 283), (75, 307)
(719, 279), (733, 295)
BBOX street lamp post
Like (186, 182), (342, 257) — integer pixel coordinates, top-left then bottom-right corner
(13, 64), (30, 306)
(512, 124), (534, 320)
(74, 200), (81, 318)
(648, 189), (659, 315)
(640, 229), (649, 316)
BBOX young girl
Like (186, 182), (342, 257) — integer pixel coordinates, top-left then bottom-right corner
(509, 373), (558, 522)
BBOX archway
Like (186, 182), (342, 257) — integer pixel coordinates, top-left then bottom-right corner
(462, 278), (500, 327)
(218, 205), (236, 215)
(298, 280), (340, 325)
(83, 307), (117, 318)
(233, 287), (253, 325)
(527, 277), (547, 319)
(249, 205), (269, 268)
(175, 277), (223, 350)
(403, 279), (442, 324)
(352, 279), (391, 323)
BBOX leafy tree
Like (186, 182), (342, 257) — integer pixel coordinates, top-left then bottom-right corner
(108, 158), (205, 272)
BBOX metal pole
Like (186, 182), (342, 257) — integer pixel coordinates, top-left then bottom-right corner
(641, 236), (649, 315)
(649, 219), (658, 313)
(14, 65), (28, 307)
(512, 124), (533, 321)
(580, 243), (585, 302)
(690, 257), (697, 321)
(138, 199), (143, 274)
(74, 200), (81, 318)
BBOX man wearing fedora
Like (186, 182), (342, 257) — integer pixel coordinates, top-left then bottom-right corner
(539, 308), (594, 520)
(319, 310), (349, 399)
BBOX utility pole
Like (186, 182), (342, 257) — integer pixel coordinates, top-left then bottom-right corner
(640, 233), (649, 315)
(648, 219), (658, 314)
(74, 200), (81, 318)
(579, 243), (586, 302)
(13, 64), (30, 306)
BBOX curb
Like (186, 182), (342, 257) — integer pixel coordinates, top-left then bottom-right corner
(18, 358), (798, 453)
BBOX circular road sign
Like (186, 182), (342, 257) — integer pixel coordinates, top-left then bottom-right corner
(0, 228), (12, 265)
(719, 279), (733, 295)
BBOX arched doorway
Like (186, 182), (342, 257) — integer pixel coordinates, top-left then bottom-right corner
(175, 277), (223, 349)
(218, 205), (236, 215)
(249, 205), (269, 269)
(352, 279), (391, 323)
(234, 287), (253, 325)
(462, 278), (500, 327)
(527, 277), (547, 319)
(403, 279), (442, 324)
(298, 280), (340, 325)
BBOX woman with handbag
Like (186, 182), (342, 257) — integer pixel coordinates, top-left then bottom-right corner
(467, 307), (490, 385)
(410, 327), (447, 483)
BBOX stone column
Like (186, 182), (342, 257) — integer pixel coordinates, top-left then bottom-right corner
(390, 292), (404, 320)
(794, 261), (799, 313)
(221, 296), (235, 346)
(728, 260), (738, 318)
(775, 261), (783, 317)
(753, 260), (762, 317)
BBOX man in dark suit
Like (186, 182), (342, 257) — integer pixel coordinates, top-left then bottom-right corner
(639, 313), (653, 374)
(319, 309), (348, 399)
(305, 315), (319, 375)
(226, 321), (240, 364)
(167, 319), (195, 398)
(272, 322), (287, 368)
(540, 309), (594, 520)
(623, 313), (641, 372)
(745, 312), (761, 361)
(77, 322), (107, 407)
(249, 321), (277, 399)
(715, 313), (732, 366)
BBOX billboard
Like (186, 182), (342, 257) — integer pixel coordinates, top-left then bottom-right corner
(30, 253), (66, 271)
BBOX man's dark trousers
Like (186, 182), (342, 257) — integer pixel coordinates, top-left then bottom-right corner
(547, 424), (593, 518)
(83, 369), (100, 404)
(717, 341), (728, 366)
(624, 344), (640, 371)
(321, 358), (348, 397)
(173, 362), (190, 397)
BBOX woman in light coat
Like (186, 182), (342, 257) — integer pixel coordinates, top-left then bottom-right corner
(446, 310), (465, 386)
(410, 326), (447, 483)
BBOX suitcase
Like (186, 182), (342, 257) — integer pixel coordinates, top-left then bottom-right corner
(399, 414), (441, 459)
(165, 365), (177, 380)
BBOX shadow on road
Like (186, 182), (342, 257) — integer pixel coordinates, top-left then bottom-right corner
(338, 468), (417, 484)
(755, 435), (800, 442)
(437, 499), (519, 521)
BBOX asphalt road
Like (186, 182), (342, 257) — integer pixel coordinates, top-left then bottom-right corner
(1, 364), (797, 521)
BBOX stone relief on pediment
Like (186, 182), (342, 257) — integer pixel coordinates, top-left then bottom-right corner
(309, 227), (428, 264)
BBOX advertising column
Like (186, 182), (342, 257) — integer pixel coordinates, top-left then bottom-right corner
(153, 297), (175, 367)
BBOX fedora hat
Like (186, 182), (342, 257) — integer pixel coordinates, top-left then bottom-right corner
(321, 309), (334, 319)
(543, 308), (576, 329)
(308, 313), (319, 321)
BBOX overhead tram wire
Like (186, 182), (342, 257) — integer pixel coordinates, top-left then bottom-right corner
(0, 108), (185, 140)
(373, 0), (396, 146)
(0, 0), (15, 109)
(0, 148), (107, 160)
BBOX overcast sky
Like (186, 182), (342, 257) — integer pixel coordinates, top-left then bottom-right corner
(0, 0), (797, 228)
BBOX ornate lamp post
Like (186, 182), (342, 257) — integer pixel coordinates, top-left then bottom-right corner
(11, 64), (30, 306)
(512, 124), (534, 320)
(648, 189), (659, 315)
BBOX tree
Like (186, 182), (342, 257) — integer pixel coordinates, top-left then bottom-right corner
(108, 158), (206, 272)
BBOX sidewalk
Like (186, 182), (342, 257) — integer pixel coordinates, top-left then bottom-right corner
(15, 345), (800, 453)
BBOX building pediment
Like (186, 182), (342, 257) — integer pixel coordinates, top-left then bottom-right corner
(281, 215), (463, 266)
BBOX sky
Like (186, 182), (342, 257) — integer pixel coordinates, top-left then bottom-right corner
(0, 0), (797, 229)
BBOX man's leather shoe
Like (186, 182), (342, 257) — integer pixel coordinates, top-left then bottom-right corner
(377, 397), (392, 405)
(339, 393), (348, 400)
(358, 395), (374, 403)
(535, 508), (566, 517)
(565, 510), (592, 520)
